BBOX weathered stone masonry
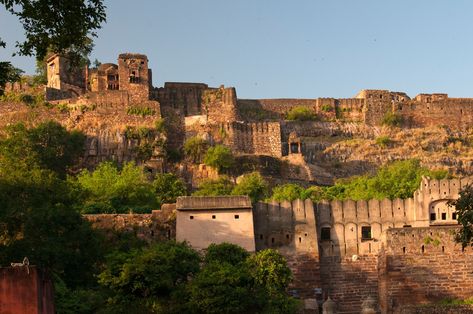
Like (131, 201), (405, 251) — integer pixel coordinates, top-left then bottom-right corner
(85, 177), (473, 314)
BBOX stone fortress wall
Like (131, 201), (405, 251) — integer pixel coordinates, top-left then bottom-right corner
(41, 52), (473, 164)
(83, 176), (473, 313)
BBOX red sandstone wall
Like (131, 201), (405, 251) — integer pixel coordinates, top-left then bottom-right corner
(380, 226), (473, 314)
(0, 266), (54, 314)
(397, 98), (473, 129)
(320, 255), (379, 314)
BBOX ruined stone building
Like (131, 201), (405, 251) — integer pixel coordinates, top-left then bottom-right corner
(44, 52), (473, 175)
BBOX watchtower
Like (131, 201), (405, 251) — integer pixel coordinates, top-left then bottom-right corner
(118, 53), (151, 102)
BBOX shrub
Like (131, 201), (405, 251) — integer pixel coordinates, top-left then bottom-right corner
(204, 145), (235, 172)
(271, 183), (310, 202)
(153, 173), (187, 207)
(382, 112), (403, 127)
(232, 172), (269, 203)
(184, 136), (209, 163)
(126, 106), (156, 117)
(193, 176), (234, 196)
(375, 135), (392, 148)
(286, 106), (318, 121)
(320, 104), (333, 112)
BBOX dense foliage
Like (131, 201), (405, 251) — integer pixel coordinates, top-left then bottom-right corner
(271, 183), (312, 202)
(232, 172), (269, 203)
(98, 242), (201, 313)
(0, 61), (23, 87)
(194, 172), (268, 203)
(448, 185), (473, 248)
(0, 0), (106, 62)
(193, 176), (235, 196)
(73, 161), (157, 214)
(203, 145), (235, 172)
(153, 173), (187, 207)
(184, 136), (209, 163)
(286, 106), (318, 121)
(271, 159), (448, 202)
(0, 122), (102, 291)
(0, 122), (85, 177)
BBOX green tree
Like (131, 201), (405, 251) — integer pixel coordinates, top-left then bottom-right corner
(189, 262), (257, 314)
(0, 165), (102, 288)
(204, 243), (249, 266)
(184, 136), (209, 163)
(232, 172), (269, 203)
(98, 241), (200, 313)
(286, 106), (318, 121)
(189, 244), (299, 314)
(448, 185), (473, 248)
(0, 61), (23, 88)
(0, 122), (85, 178)
(1, 0), (106, 62)
(153, 173), (187, 208)
(74, 161), (157, 213)
(203, 145), (235, 173)
(309, 159), (449, 202)
(271, 183), (310, 202)
(193, 176), (234, 196)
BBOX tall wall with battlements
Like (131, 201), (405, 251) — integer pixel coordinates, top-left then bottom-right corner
(396, 95), (473, 128)
(222, 121), (282, 157)
(379, 226), (473, 313)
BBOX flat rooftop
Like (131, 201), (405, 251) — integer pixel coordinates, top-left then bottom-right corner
(176, 195), (252, 211)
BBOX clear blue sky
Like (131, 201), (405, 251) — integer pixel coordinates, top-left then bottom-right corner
(1, 0), (473, 99)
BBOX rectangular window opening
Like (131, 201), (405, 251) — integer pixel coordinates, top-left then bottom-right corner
(212, 215), (216, 219)
(189, 215), (194, 220)
(430, 213), (436, 221)
(234, 214), (239, 219)
(321, 227), (331, 241)
(441, 213), (447, 220)
(453, 212), (457, 220)
(361, 226), (372, 240)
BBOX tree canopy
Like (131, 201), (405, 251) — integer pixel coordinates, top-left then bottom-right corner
(203, 145), (235, 173)
(448, 185), (473, 248)
(1, 0), (106, 62)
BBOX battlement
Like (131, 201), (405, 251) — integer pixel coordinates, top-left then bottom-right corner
(222, 121), (282, 157)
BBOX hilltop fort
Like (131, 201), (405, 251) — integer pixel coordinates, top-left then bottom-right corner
(3, 53), (473, 313)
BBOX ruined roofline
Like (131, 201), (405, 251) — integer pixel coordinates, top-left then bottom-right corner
(118, 53), (147, 59)
(163, 82), (209, 88)
(176, 195), (252, 211)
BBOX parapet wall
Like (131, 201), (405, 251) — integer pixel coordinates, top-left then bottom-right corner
(253, 199), (321, 299)
(397, 98), (473, 128)
(83, 206), (176, 242)
(379, 226), (473, 313)
(222, 121), (282, 157)
(316, 198), (416, 257)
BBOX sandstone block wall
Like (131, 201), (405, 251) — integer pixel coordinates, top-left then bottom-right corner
(253, 199), (321, 299)
(320, 255), (379, 314)
(222, 121), (282, 157)
(204, 87), (240, 124)
(153, 82), (208, 116)
(84, 207), (176, 242)
(316, 198), (416, 257)
(379, 226), (473, 313)
(118, 53), (150, 103)
(397, 97), (473, 129)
